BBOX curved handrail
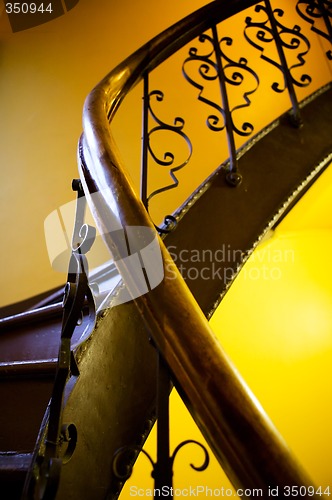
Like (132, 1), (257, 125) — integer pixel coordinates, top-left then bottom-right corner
(79, 0), (322, 494)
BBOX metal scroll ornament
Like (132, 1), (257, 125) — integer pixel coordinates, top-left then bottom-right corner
(219, 37), (260, 137)
(142, 87), (192, 234)
(182, 33), (226, 133)
(112, 440), (209, 487)
(244, 2), (312, 93)
(182, 31), (259, 138)
(296, 0), (332, 59)
(23, 179), (96, 500)
(112, 352), (209, 498)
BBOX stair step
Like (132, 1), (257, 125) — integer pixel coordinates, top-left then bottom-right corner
(0, 453), (32, 499)
(0, 359), (57, 379)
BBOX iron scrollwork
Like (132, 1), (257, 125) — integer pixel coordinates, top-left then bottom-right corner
(182, 33), (226, 133)
(25, 179), (96, 500)
(112, 440), (209, 491)
(113, 352), (209, 498)
(244, 3), (312, 93)
(170, 439), (209, 473)
(296, 0), (332, 59)
(182, 32), (260, 138)
(142, 87), (193, 234)
(182, 27), (260, 186)
(219, 37), (260, 138)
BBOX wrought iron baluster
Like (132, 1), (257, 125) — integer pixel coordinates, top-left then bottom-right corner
(264, 0), (303, 126)
(182, 28), (260, 187)
(23, 180), (96, 500)
(112, 348), (209, 497)
(153, 353), (173, 495)
(296, 0), (332, 59)
(141, 73), (149, 211)
(182, 33), (226, 134)
(318, 0), (332, 47)
(211, 24), (242, 187)
(245, 2), (312, 126)
(219, 37), (260, 138)
(140, 77), (192, 234)
(152, 353), (210, 497)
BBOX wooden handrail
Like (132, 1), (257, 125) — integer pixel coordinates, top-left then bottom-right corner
(79, 0), (320, 494)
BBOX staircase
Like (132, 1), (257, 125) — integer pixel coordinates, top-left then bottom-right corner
(1, 0), (332, 498)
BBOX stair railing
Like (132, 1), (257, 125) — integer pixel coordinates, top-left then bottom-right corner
(78, 0), (331, 495)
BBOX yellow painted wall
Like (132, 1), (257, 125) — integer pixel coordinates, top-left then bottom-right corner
(1, 0), (332, 497)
